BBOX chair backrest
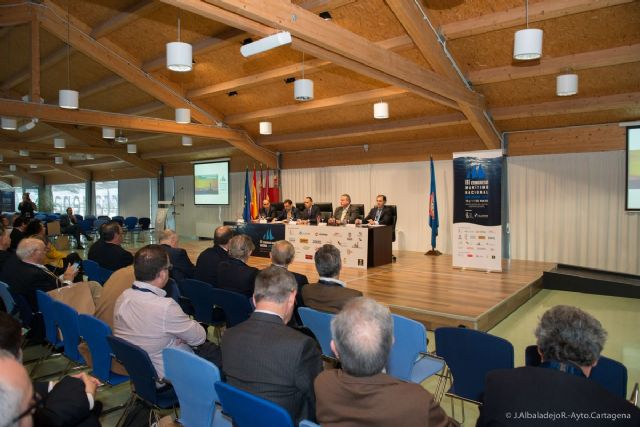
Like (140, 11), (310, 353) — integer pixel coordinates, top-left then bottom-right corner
(387, 314), (427, 381)
(295, 202), (305, 212)
(36, 290), (62, 347)
(298, 307), (335, 357)
(84, 215), (97, 222)
(350, 204), (364, 219)
(93, 218), (109, 235)
(97, 215), (111, 220)
(316, 203), (333, 215)
(112, 216), (125, 226)
(138, 217), (151, 230)
(215, 381), (294, 427)
(74, 214), (84, 221)
(0, 281), (16, 316)
(435, 327), (514, 402)
(79, 314), (128, 384)
(163, 348), (223, 427)
(180, 279), (253, 327)
(387, 204), (397, 242)
(11, 293), (33, 327)
(124, 217), (138, 230)
(210, 288), (253, 327)
(47, 220), (61, 236)
(299, 421), (320, 427)
(83, 259), (103, 284)
(107, 335), (162, 405)
(52, 300), (84, 364)
(524, 344), (628, 398)
(79, 219), (93, 234)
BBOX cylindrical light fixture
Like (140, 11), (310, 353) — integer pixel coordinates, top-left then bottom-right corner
(54, 137), (66, 149)
(102, 127), (116, 139)
(556, 73), (578, 96)
(59, 89), (79, 109)
(175, 108), (191, 123)
(181, 136), (193, 146)
(1, 117), (17, 130)
(30, 164), (37, 169)
(0, 154), (3, 161)
(513, 28), (543, 60)
(86, 154), (95, 160)
(259, 121), (272, 135)
(19, 149), (29, 157)
(373, 102), (389, 119)
(55, 156), (64, 165)
(9, 165), (16, 172)
(166, 42), (192, 72)
(127, 144), (137, 154)
(294, 79), (314, 101)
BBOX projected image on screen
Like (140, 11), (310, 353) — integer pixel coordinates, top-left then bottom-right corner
(627, 127), (640, 210)
(194, 161), (229, 205)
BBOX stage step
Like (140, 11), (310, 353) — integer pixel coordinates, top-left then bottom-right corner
(543, 264), (640, 299)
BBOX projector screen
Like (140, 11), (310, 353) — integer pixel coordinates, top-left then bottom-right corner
(194, 160), (230, 205)
(627, 127), (640, 211)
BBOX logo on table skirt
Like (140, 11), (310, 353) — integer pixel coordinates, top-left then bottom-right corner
(299, 238), (309, 244)
(305, 254), (313, 260)
(262, 228), (275, 241)
(357, 259), (364, 266)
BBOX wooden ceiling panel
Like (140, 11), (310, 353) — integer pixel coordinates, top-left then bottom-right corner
(52, 0), (136, 29)
(79, 82), (156, 113)
(498, 108), (640, 132)
(329, 0), (407, 42)
(421, 0), (525, 25)
(0, 25), (30, 82)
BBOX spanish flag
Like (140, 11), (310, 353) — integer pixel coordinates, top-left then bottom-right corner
(251, 166), (259, 219)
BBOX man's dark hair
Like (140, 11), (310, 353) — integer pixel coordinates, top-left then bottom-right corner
(283, 199), (293, 205)
(24, 219), (44, 237)
(12, 217), (26, 228)
(134, 244), (169, 282)
(314, 244), (341, 278)
(305, 196), (313, 202)
(100, 220), (122, 241)
(214, 226), (233, 246)
(0, 312), (22, 359)
(377, 194), (387, 202)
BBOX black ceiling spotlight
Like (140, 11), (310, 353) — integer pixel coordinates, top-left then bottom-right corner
(227, 91), (238, 97)
(241, 38), (254, 45)
(284, 77), (296, 84)
(319, 11), (332, 20)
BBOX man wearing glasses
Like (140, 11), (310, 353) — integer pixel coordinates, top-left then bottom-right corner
(113, 245), (221, 380)
(259, 198), (277, 222)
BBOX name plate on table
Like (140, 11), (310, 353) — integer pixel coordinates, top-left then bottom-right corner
(286, 224), (368, 269)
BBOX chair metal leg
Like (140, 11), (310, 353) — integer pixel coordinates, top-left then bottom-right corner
(114, 394), (136, 427)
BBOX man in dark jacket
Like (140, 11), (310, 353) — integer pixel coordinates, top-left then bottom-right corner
(217, 234), (259, 297)
(194, 226), (232, 286)
(159, 229), (194, 283)
(60, 207), (92, 250)
(88, 221), (133, 271)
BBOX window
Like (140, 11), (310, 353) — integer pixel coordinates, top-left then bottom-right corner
(95, 181), (118, 217)
(51, 183), (86, 216)
(14, 187), (39, 211)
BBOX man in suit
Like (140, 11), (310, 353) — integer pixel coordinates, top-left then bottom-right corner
(9, 216), (27, 252)
(88, 220), (133, 271)
(195, 226), (232, 286)
(259, 199), (277, 221)
(330, 194), (359, 225)
(300, 196), (321, 224)
(270, 240), (309, 311)
(222, 266), (323, 423)
(0, 350), (37, 427)
(477, 305), (640, 426)
(301, 244), (362, 313)
(60, 207), (92, 250)
(159, 229), (194, 283)
(362, 194), (394, 226)
(315, 298), (458, 427)
(277, 199), (300, 222)
(0, 226), (12, 270)
(217, 234), (260, 297)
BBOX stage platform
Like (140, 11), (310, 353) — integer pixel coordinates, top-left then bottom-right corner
(181, 240), (554, 331)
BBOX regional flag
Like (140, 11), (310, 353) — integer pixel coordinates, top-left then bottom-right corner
(251, 166), (259, 219)
(429, 156), (439, 249)
(243, 167), (251, 222)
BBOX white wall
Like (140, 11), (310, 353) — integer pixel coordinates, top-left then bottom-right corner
(118, 178), (154, 219)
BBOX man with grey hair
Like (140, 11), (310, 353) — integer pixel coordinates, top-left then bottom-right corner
(195, 225), (232, 286)
(331, 194), (359, 225)
(222, 266), (322, 423)
(0, 349), (33, 427)
(217, 234), (260, 297)
(302, 244), (362, 313)
(477, 305), (640, 426)
(314, 297), (458, 426)
(159, 229), (194, 283)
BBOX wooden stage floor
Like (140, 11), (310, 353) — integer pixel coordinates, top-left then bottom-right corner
(177, 239), (555, 331)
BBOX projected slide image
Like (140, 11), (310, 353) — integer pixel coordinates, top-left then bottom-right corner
(194, 161), (229, 205)
(628, 128), (640, 210)
(195, 174), (219, 195)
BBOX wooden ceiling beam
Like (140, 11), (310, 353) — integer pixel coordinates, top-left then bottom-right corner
(0, 166), (44, 186)
(441, 0), (634, 40)
(90, 0), (161, 39)
(141, 143), (230, 159)
(52, 163), (91, 181)
(71, 157), (123, 168)
(0, 4), (32, 26)
(225, 87), (408, 124)
(1, 158), (53, 166)
(385, 0), (500, 149)
(469, 44), (640, 85)
(0, 141), (123, 156)
(1, 45), (71, 91)
(30, 17), (40, 102)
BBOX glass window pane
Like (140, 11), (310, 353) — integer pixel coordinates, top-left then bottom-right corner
(94, 181), (118, 217)
(51, 183), (86, 216)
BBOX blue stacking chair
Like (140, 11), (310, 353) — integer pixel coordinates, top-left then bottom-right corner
(82, 260), (113, 285)
(0, 280), (17, 317)
(299, 421), (320, 427)
(52, 300), (86, 373)
(79, 219), (93, 236)
(387, 314), (446, 395)
(35, 213), (48, 222)
(298, 307), (335, 360)
(435, 327), (514, 422)
(180, 279), (252, 328)
(36, 290), (63, 350)
(92, 218), (109, 238)
(163, 348), (231, 427)
(78, 315), (129, 386)
(215, 381), (294, 427)
(112, 215), (125, 226)
(123, 216), (140, 242)
(74, 214), (84, 221)
(107, 336), (178, 424)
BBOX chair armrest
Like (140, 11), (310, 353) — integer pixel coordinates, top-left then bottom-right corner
(630, 382), (639, 406)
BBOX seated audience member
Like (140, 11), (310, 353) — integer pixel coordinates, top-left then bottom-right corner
(477, 305), (640, 426)
(88, 220), (133, 271)
(195, 226), (232, 286)
(24, 219), (81, 277)
(113, 245), (220, 380)
(330, 194), (359, 225)
(60, 207), (92, 249)
(0, 225), (12, 270)
(302, 244), (362, 313)
(362, 194), (394, 225)
(299, 196), (321, 225)
(315, 298), (458, 427)
(217, 234), (260, 297)
(159, 229), (194, 283)
(222, 266), (323, 423)
(9, 216), (27, 251)
(271, 240), (308, 301)
(0, 313), (102, 427)
(0, 214), (10, 228)
(276, 199), (300, 222)
(259, 199), (277, 221)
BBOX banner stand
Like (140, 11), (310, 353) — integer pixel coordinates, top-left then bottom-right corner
(425, 249), (442, 256)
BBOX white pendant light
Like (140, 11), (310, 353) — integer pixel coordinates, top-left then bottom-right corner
(259, 121), (272, 135)
(175, 108), (191, 123)
(556, 73), (578, 96)
(1, 117), (17, 130)
(19, 149), (29, 157)
(513, 1), (542, 60)
(102, 127), (116, 139)
(294, 53), (314, 101)
(59, 89), (79, 109)
(166, 15), (192, 72)
(54, 137), (66, 149)
(373, 102), (389, 119)
(0, 154), (3, 161)
(55, 156), (64, 165)
(86, 154), (95, 160)
(9, 165), (16, 172)
(127, 144), (137, 154)
(181, 136), (193, 146)
(30, 164), (37, 169)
